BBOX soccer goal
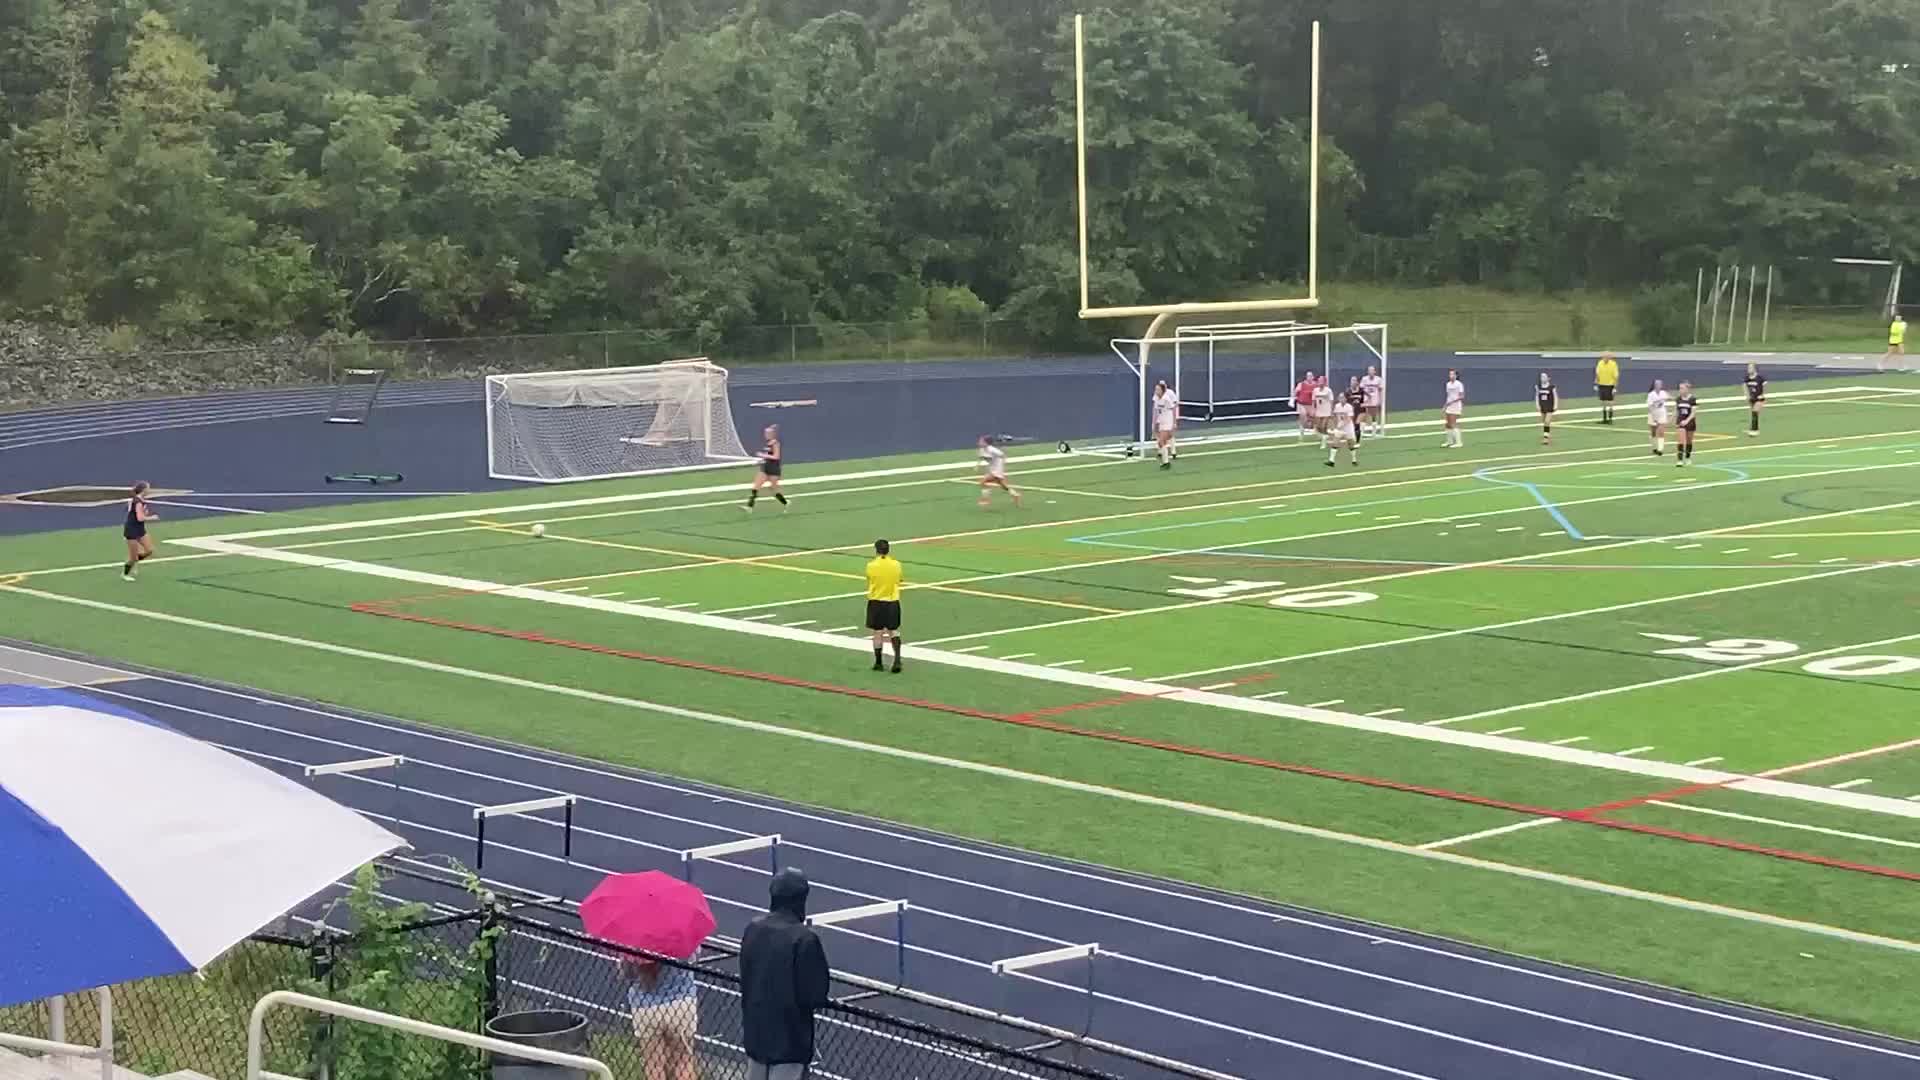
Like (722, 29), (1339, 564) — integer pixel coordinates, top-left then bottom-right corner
(1107, 321), (1389, 451)
(485, 358), (756, 483)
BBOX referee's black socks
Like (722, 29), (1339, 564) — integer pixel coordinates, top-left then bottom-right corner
(890, 635), (903, 672)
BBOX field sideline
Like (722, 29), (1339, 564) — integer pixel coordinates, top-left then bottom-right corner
(6, 373), (1920, 1041)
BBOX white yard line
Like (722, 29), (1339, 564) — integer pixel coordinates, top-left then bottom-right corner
(118, 538), (1920, 823)
(1419, 818), (1560, 851)
(1153, 526), (1920, 682)
(15, 584), (1920, 959)
(1646, 802), (1920, 852)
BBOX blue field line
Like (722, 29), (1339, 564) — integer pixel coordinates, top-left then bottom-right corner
(1471, 462), (1752, 542)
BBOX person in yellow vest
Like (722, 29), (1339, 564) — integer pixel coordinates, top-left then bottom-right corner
(864, 539), (904, 673)
(1882, 313), (1907, 370)
(1593, 353), (1620, 424)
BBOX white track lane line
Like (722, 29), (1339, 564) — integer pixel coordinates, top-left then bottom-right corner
(28, 652), (1912, 1068)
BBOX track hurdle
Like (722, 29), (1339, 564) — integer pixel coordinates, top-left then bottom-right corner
(679, 834), (780, 888)
(807, 900), (909, 999)
(472, 795), (577, 870)
(991, 943), (1100, 1054)
(303, 755), (405, 817)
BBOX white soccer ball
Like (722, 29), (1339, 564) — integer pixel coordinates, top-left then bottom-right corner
(530, 523), (546, 538)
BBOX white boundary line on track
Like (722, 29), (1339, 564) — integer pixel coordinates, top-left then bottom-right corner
(13, 643), (1912, 1066)
(8, 589), (1920, 969)
(122, 705), (1849, 1079)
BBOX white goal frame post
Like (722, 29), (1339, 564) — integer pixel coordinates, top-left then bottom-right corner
(485, 357), (757, 484)
(1110, 321), (1389, 449)
(1075, 14), (1331, 436)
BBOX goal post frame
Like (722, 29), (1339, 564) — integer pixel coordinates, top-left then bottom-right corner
(484, 357), (756, 484)
(1109, 321), (1389, 449)
(1074, 15), (1321, 322)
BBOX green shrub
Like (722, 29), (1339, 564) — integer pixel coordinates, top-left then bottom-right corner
(1630, 284), (1696, 346)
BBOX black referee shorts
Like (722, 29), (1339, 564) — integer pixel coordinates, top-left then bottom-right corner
(865, 600), (902, 632)
(1596, 385), (1616, 402)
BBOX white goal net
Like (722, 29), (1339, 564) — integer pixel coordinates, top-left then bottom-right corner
(486, 358), (756, 483)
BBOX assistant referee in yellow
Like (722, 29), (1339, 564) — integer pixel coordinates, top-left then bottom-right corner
(865, 539), (904, 673)
(1593, 352), (1620, 424)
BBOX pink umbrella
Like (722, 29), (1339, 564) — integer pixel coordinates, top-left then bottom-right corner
(581, 871), (717, 959)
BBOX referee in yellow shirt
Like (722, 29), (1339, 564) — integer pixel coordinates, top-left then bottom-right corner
(865, 539), (904, 673)
(1883, 314), (1907, 371)
(1593, 352), (1620, 425)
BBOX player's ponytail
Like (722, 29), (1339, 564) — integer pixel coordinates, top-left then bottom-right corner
(131, 481), (150, 496)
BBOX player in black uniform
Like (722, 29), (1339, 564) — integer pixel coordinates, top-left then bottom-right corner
(1744, 363), (1766, 438)
(1535, 372), (1558, 445)
(121, 481), (157, 581)
(1343, 376), (1367, 447)
(745, 425), (788, 511)
(1674, 382), (1700, 466)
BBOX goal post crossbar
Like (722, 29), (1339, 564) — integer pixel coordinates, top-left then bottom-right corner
(1108, 322), (1390, 448)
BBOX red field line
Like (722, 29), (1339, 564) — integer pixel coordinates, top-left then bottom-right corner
(351, 599), (1920, 884)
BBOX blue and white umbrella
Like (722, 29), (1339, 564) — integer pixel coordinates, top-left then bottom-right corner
(0, 685), (407, 1007)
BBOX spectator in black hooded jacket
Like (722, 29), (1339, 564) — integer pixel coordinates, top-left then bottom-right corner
(739, 867), (832, 1079)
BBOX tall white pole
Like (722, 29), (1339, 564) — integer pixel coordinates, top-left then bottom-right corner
(1074, 15), (1091, 316)
(1761, 265), (1774, 342)
(1308, 21), (1322, 302)
(1744, 264), (1757, 343)
(1692, 267), (1704, 344)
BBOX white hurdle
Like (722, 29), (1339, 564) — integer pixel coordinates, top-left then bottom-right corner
(679, 834), (781, 887)
(808, 899), (910, 996)
(991, 943), (1100, 1053)
(302, 755), (406, 821)
(472, 794), (577, 870)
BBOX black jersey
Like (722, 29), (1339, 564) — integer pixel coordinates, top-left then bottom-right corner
(123, 497), (148, 539)
(1745, 372), (1766, 402)
(1675, 394), (1699, 426)
(761, 439), (780, 462)
(1536, 383), (1556, 411)
(1344, 388), (1366, 415)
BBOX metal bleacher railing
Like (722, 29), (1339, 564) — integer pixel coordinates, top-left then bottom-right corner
(0, 894), (1199, 1080)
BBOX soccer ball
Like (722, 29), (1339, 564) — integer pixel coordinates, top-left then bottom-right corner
(530, 523), (546, 538)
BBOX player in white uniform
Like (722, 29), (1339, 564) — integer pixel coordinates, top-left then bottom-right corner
(1327, 396), (1358, 467)
(1646, 379), (1670, 456)
(977, 435), (1021, 507)
(1359, 367), (1384, 434)
(1311, 377), (1334, 447)
(1441, 369), (1466, 447)
(1152, 380), (1178, 468)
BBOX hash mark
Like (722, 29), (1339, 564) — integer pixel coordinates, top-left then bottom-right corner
(632, 596), (662, 604)
(1721, 548), (1750, 554)
(951, 645), (992, 654)
(1615, 746), (1656, 757)
(1549, 735), (1590, 745)
(741, 613), (779, 622)
(1685, 756), (1724, 767)
(1821, 557), (1848, 564)
(1365, 707), (1405, 717)
(1674, 544), (1703, 550)
(824, 626), (859, 633)
(667, 601), (699, 609)
(1832, 778), (1874, 790)
(1337, 511), (1363, 518)
(1261, 503), (1290, 510)
(1199, 681), (1242, 691)
(785, 620), (817, 628)
(1048, 659), (1087, 668)
(1770, 552), (1800, 560)
(1253, 690), (1290, 700)
(1536, 531), (1563, 538)
(555, 586), (590, 594)
(1487, 726), (1526, 735)
(1497, 526), (1525, 533)
(590, 592), (625, 599)
(1456, 522), (1483, 529)
(1002, 652), (1037, 661)
(1094, 667), (1134, 675)
(1375, 515), (1401, 521)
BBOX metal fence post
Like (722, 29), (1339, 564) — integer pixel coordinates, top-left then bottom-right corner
(479, 900), (502, 1026)
(308, 932), (336, 1080)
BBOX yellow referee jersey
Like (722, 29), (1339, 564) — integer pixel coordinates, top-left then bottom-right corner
(1594, 355), (1619, 388)
(1891, 317), (1907, 346)
(865, 555), (903, 601)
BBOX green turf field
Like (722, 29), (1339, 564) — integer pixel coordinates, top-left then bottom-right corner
(7, 373), (1920, 1036)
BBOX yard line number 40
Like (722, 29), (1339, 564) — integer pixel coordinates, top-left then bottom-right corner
(1647, 635), (1920, 677)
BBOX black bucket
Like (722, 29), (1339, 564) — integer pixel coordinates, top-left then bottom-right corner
(486, 1009), (592, 1080)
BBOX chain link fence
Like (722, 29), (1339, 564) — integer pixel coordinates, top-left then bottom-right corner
(0, 902), (1155, 1080)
